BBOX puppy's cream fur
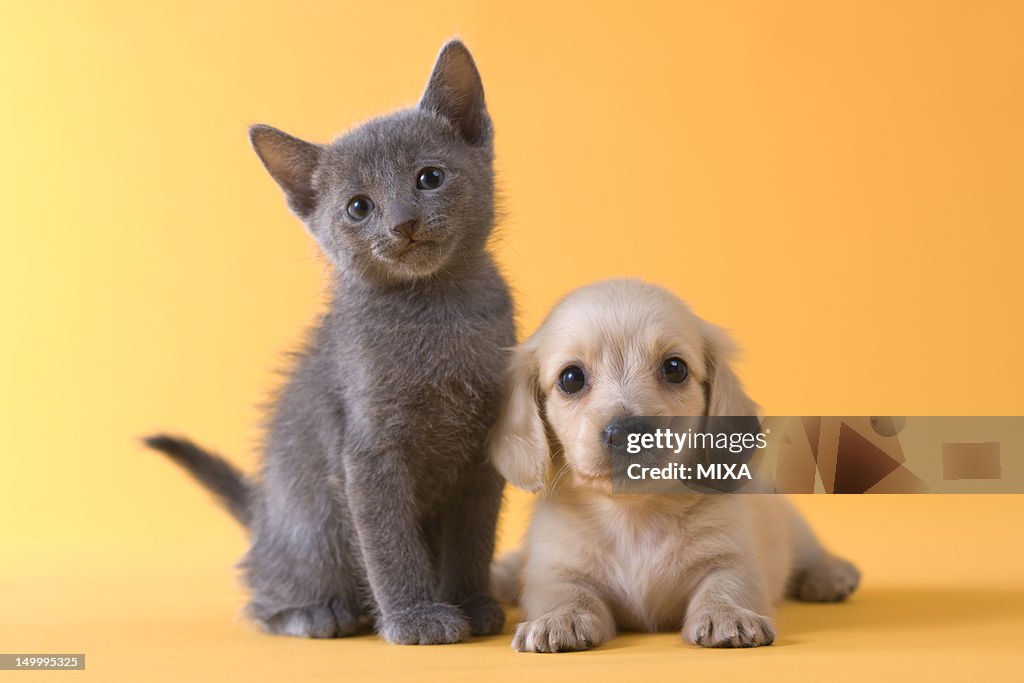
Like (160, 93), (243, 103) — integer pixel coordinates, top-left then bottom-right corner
(490, 279), (859, 652)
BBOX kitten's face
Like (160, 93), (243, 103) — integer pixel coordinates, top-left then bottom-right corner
(309, 110), (493, 280)
(250, 40), (494, 283)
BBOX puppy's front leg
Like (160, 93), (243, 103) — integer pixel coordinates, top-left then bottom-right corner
(344, 446), (469, 645)
(437, 461), (506, 636)
(513, 577), (616, 653)
(682, 566), (776, 648)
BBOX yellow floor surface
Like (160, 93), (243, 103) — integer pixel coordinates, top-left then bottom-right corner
(3, 496), (1023, 682)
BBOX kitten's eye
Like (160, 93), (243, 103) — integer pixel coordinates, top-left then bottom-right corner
(663, 357), (689, 384)
(416, 167), (445, 190)
(558, 365), (587, 395)
(346, 196), (374, 221)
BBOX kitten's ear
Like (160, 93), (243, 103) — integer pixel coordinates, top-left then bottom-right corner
(419, 40), (492, 147)
(249, 124), (324, 219)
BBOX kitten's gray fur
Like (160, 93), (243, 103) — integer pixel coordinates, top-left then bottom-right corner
(145, 40), (515, 645)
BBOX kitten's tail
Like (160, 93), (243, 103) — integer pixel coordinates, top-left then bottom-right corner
(143, 435), (252, 527)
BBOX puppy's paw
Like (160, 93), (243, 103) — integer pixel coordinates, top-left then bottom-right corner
(512, 609), (613, 653)
(683, 604), (776, 648)
(459, 594), (506, 636)
(490, 550), (525, 604)
(259, 600), (361, 638)
(795, 555), (861, 602)
(379, 602), (469, 645)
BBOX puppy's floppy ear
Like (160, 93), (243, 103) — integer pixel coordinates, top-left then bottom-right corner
(488, 339), (549, 492)
(702, 323), (760, 417)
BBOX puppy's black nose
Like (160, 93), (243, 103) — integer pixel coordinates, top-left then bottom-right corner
(603, 425), (629, 451)
(602, 416), (652, 453)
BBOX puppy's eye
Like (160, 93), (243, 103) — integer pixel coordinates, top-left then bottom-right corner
(346, 196), (374, 221)
(558, 365), (586, 395)
(663, 357), (689, 384)
(416, 167), (445, 190)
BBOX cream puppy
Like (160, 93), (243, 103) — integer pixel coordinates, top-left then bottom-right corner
(490, 279), (859, 652)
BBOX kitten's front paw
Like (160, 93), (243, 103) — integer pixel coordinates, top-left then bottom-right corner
(683, 604), (776, 648)
(258, 600), (361, 638)
(459, 595), (505, 636)
(380, 602), (469, 645)
(512, 609), (613, 653)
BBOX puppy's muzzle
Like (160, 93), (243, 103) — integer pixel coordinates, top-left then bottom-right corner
(602, 416), (655, 454)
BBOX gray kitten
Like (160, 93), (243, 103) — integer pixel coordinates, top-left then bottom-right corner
(145, 40), (515, 645)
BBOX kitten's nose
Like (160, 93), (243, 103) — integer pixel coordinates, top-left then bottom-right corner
(392, 219), (418, 241)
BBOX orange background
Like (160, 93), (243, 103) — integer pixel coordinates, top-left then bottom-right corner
(1, 1), (1022, 680)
